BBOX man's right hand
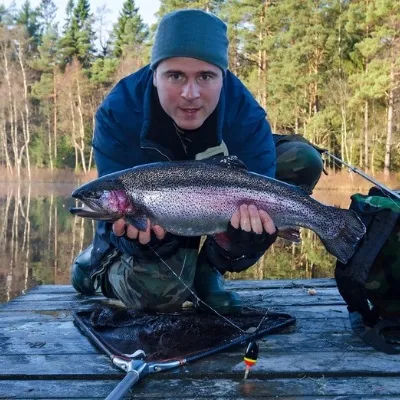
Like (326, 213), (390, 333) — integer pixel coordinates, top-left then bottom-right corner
(112, 218), (166, 245)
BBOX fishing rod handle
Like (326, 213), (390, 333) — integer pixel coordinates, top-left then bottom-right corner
(105, 371), (140, 400)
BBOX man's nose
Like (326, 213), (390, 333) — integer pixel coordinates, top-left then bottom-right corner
(181, 81), (200, 101)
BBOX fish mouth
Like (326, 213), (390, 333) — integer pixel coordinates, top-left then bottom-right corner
(69, 204), (120, 221)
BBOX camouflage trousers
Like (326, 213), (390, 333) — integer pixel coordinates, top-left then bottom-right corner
(105, 136), (324, 311)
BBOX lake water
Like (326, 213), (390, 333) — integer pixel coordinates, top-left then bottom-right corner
(0, 175), (389, 304)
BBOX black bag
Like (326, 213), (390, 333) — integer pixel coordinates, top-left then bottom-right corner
(335, 187), (400, 353)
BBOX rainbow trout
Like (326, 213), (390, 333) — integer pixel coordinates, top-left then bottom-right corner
(70, 156), (365, 263)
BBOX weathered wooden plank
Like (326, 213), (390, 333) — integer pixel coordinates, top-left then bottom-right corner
(0, 331), (367, 356)
(0, 301), (348, 320)
(10, 287), (342, 303)
(0, 317), (364, 356)
(0, 311), (73, 323)
(1, 293), (345, 311)
(25, 279), (337, 295)
(1, 351), (400, 378)
(0, 315), (351, 333)
(1, 377), (400, 398)
(0, 310), (341, 359)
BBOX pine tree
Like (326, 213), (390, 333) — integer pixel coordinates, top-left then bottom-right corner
(112, 0), (148, 58)
(59, 0), (96, 69)
(157, 0), (225, 18)
(63, 0), (75, 32)
(16, 0), (40, 47)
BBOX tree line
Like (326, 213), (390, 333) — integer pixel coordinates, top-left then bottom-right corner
(0, 0), (398, 179)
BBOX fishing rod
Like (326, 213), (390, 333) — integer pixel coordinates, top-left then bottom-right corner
(323, 151), (400, 201)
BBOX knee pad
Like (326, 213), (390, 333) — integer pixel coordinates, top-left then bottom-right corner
(276, 141), (323, 189)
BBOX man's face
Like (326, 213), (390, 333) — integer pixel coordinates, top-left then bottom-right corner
(153, 57), (223, 130)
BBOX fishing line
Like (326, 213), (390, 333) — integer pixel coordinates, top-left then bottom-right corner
(147, 242), (298, 336)
(323, 152), (400, 211)
(147, 243), (247, 333)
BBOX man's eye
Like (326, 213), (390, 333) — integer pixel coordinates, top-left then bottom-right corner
(199, 74), (212, 81)
(169, 73), (182, 81)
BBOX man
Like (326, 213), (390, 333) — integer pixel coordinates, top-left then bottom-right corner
(71, 9), (323, 314)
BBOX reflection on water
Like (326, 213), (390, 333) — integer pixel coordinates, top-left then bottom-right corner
(0, 183), (93, 304)
(0, 181), (372, 304)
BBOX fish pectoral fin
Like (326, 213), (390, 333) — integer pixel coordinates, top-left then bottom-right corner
(204, 155), (248, 171)
(278, 227), (301, 243)
(124, 214), (148, 231)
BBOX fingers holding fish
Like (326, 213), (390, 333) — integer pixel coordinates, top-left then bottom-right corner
(231, 204), (275, 235)
(113, 218), (166, 244)
(112, 218), (126, 236)
(239, 204), (252, 232)
(248, 204), (263, 234)
(153, 224), (167, 240)
(259, 210), (276, 235)
(230, 209), (241, 229)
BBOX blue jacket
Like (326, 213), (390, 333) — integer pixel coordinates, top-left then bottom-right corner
(89, 65), (276, 276)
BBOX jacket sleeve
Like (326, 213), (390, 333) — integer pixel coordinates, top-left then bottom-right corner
(92, 106), (180, 261)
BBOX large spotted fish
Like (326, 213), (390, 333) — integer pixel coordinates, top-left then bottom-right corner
(70, 156), (365, 264)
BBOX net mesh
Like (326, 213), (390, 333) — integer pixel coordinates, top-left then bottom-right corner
(75, 306), (295, 362)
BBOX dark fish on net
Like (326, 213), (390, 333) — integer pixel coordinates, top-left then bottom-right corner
(70, 156), (365, 264)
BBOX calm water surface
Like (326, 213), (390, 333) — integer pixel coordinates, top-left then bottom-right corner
(0, 179), (371, 304)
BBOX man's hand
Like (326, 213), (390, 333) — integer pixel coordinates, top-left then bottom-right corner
(230, 204), (276, 235)
(112, 218), (166, 245)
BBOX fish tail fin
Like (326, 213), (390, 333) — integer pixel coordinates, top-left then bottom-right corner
(321, 209), (366, 264)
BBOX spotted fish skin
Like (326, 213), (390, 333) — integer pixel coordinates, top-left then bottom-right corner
(70, 157), (365, 264)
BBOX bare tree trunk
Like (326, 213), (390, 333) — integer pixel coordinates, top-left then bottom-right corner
(12, 101), (20, 180)
(15, 40), (31, 180)
(383, 61), (394, 177)
(76, 77), (87, 173)
(48, 193), (53, 252)
(88, 99), (96, 171)
(2, 45), (15, 174)
(363, 100), (369, 170)
(68, 88), (79, 170)
(0, 188), (12, 253)
(371, 131), (376, 175)
(341, 106), (349, 163)
(47, 111), (53, 170)
(0, 110), (12, 171)
(23, 184), (31, 291)
(53, 69), (58, 163)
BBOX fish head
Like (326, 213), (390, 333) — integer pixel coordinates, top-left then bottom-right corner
(70, 175), (134, 221)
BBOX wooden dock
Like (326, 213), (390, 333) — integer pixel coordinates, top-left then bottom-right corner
(1, 278), (400, 399)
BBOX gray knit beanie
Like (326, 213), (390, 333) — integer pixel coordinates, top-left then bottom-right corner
(150, 9), (229, 73)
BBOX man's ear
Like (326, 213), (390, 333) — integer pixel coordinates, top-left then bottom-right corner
(153, 70), (157, 87)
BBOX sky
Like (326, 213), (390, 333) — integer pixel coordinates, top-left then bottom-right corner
(1, 0), (161, 26)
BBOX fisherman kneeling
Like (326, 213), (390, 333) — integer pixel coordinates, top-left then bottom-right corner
(71, 9), (323, 314)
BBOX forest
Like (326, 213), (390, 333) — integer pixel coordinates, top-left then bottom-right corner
(0, 0), (399, 179)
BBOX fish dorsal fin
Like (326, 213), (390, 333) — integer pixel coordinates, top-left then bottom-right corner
(204, 155), (248, 170)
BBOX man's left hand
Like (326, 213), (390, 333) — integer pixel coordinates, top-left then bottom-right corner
(230, 204), (276, 235)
